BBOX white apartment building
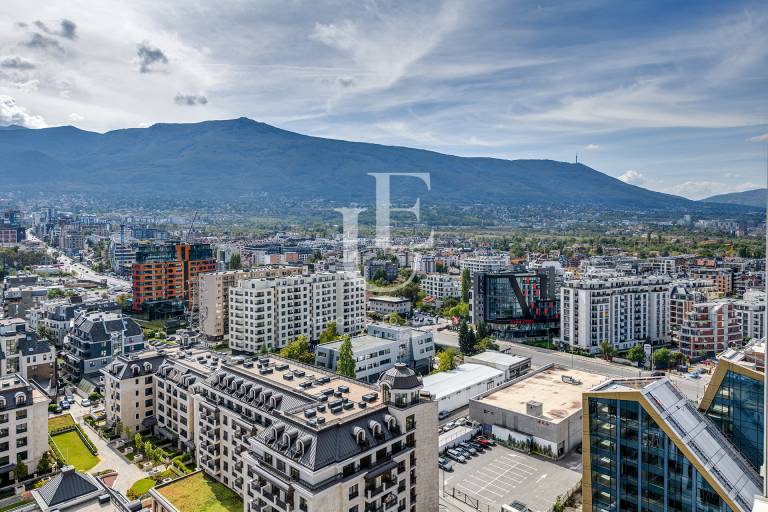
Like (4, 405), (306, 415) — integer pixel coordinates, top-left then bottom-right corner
(669, 279), (716, 331)
(560, 275), (671, 354)
(734, 290), (765, 341)
(459, 254), (509, 275)
(196, 267), (302, 340)
(0, 374), (49, 484)
(194, 356), (438, 512)
(420, 274), (460, 302)
(229, 272), (366, 354)
(413, 254), (436, 274)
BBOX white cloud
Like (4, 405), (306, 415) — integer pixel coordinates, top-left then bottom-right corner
(69, 112), (83, 122)
(749, 133), (768, 142)
(0, 95), (46, 127)
(668, 180), (761, 200)
(585, 144), (600, 150)
(618, 170), (646, 186)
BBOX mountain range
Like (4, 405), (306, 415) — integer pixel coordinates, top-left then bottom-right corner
(0, 118), (758, 212)
(701, 188), (766, 209)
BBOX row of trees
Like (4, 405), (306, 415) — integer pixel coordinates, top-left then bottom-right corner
(277, 321), (357, 378)
(601, 341), (686, 368)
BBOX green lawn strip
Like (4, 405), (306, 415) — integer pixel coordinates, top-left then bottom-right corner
(51, 431), (99, 471)
(0, 499), (34, 512)
(127, 477), (156, 499)
(48, 414), (77, 433)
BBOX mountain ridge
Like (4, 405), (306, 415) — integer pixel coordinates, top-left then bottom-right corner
(0, 117), (755, 212)
(701, 188), (766, 209)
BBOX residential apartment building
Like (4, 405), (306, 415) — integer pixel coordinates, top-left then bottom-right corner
(413, 254), (436, 274)
(62, 310), (144, 382)
(733, 289), (765, 342)
(131, 242), (216, 313)
(28, 296), (120, 347)
(229, 272), (366, 354)
(689, 266), (734, 295)
(0, 374), (49, 487)
(678, 301), (741, 360)
(560, 275), (670, 354)
(582, 376), (760, 512)
(194, 356), (438, 512)
(669, 279), (715, 332)
(459, 254), (509, 275)
(367, 296), (412, 318)
(196, 267), (302, 340)
(315, 324), (435, 382)
(0, 319), (56, 391)
(364, 259), (398, 282)
(420, 274), (460, 302)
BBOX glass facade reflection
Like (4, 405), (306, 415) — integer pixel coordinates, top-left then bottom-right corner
(588, 397), (733, 512)
(704, 369), (763, 471)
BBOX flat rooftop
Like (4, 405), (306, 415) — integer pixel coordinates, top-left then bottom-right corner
(423, 363), (504, 400)
(153, 471), (242, 512)
(227, 355), (384, 421)
(322, 334), (399, 352)
(476, 367), (606, 423)
(468, 351), (529, 366)
(369, 296), (409, 303)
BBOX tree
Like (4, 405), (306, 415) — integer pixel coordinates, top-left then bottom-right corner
(474, 337), (499, 353)
(116, 294), (129, 307)
(259, 344), (269, 355)
(461, 268), (471, 303)
(134, 432), (142, 451)
(388, 312), (407, 326)
(475, 322), (487, 341)
(336, 336), (356, 378)
(458, 321), (475, 355)
(446, 302), (469, 319)
(36, 452), (51, 475)
(653, 348), (672, 368)
(36, 324), (54, 342)
(626, 344), (645, 364)
(15, 455), (28, 481)
(152, 447), (164, 465)
(599, 341), (616, 361)
(279, 335), (314, 364)
(144, 441), (154, 458)
(670, 351), (686, 365)
(319, 321), (339, 344)
(436, 348), (457, 372)
(47, 288), (65, 299)
(115, 419), (125, 438)
(228, 252), (242, 270)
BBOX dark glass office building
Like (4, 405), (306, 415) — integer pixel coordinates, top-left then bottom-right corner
(700, 359), (763, 471)
(470, 267), (558, 340)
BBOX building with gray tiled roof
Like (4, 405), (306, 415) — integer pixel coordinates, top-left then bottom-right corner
(31, 466), (104, 511)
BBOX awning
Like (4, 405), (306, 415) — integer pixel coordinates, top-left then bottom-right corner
(0, 463), (16, 475)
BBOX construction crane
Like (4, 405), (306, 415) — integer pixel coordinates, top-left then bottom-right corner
(185, 211), (199, 243)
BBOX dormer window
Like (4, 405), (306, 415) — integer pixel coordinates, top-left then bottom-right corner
(14, 393), (26, 406)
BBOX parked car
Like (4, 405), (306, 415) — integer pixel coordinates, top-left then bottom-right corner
(459, 443), (477, 455)
(503, 501), (529, 512)
(468, 441), (485, 452)
(80, 399), (91, 407)
(438, 410), (450, 420)
(60, 400), (70, 410)
(54, 405), (62, 414)
(475, 436), (496, 446)
(651, 371), (665, 377)
(438, 460), (454, 472)
(454, 447), (472, 458)
(445, 450), (466, 463)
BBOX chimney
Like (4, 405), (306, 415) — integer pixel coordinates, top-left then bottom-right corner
(526, 400), (543, 417)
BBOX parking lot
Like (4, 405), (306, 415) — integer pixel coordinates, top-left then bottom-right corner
(442, 444), (581, 512)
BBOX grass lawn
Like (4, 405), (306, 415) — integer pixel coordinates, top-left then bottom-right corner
(156, 472), (242, 512)
(127, 477), (156, 499)
(51, 431), (99, 471)
(48, 414), (77, 433)
(0, 499), (34, 512)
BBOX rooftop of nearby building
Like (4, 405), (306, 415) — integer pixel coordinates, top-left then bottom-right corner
(321, 334), (399, 352)
(220, 355), (384, 422)
(152, 471), (242, 512)
(475, 366), (605, 422)
(422, 363), (504, 400)
(466, 351), (529, 367)
(368, 295), (410, 303)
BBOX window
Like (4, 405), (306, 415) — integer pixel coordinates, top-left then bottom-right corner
(405, 415), (415, 431)
(349, 483), (358, 499)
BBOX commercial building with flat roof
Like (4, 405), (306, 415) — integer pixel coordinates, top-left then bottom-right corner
(469, 365), (604, 459)
(422, 363), (505, 414)
(463, 351), (530, 381)
(367, 296), (412, 317)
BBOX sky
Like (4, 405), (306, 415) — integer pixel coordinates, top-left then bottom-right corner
(1, 0), (766, 200)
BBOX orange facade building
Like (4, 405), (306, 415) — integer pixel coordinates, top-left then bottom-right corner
(131, 242), (216, 312)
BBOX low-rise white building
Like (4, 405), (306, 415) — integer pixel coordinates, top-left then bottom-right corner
(464, 351), (531, 381)
(421, 274), (460, 302)
(368, 296), (412, 317)
(422, 363), (505, 414)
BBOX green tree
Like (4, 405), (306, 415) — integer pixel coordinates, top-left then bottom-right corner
(144, 441), (154, 458)
(626, 344), (645, 364)
(279, 335), (314, 364)
(388, 312), (407, 326)
(461, 268), (471, 303)
(36, 452), (51, 475)
(15, 455), (28, 481)
(47, 288), (65, 299)
(474, 337), (499, 353)
(475, 322), (487, 340)
(134, 432), (142, 451)
(599, 341), (616, 361)
(458, 320), (474, 355)
(228, 252), (242, 270)
(259, 344), (269, 355)
(336, 336), (356, 378)
(319, 321), (339, 344)
(446, 302), (469, 319)
(36, 324), (54, 342)
(115, 419), (125, 438)
(653, 348), (672, 368)
(436, 348), (457, 372)
(116, 294), (129, 307)
(670, 351), (686, 365)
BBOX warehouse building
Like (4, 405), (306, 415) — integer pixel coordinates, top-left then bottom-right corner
(469, 364), (605, 459)
(422, 363), (505, 414)
(464, 351), (531, 381)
